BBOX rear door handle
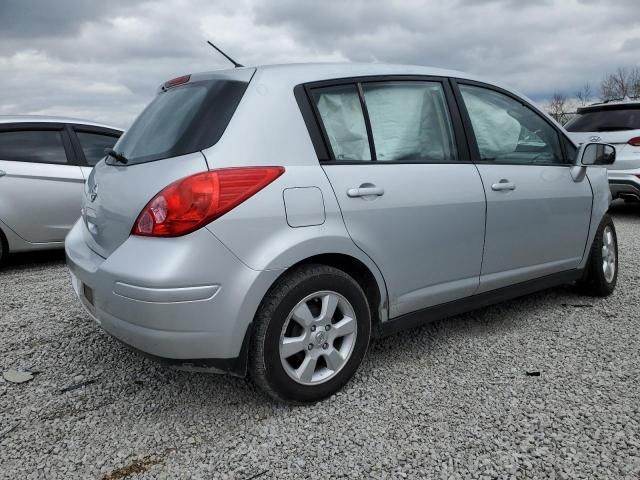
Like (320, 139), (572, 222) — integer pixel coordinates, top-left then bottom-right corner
(347, 186), (385, 198)
(0, 170), (6, 178)
(491, 180), (516, 191)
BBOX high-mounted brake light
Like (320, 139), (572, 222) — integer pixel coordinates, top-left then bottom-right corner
(628, 136), (640, 147)
(163, 74), (191, 89)
(132, 167), (285, 237)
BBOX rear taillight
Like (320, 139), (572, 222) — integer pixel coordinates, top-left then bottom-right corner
(132, 167), (284, 237)
(628, 136), (640, 147)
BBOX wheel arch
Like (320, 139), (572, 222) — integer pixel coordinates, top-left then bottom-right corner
(580, 167), (612, 269)
(287, 253), (387, 332)
(0, 217), (29, 253)
(236, 250), (388, 378)
(249, 251), (389, 340)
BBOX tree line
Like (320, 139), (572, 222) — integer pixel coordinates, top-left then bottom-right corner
(548, 66), (640, 124)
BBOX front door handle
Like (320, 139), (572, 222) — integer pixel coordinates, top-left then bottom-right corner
(0, 170), (6, 178)
(491, 179), (516, 191)
(347, 185), (385, 198)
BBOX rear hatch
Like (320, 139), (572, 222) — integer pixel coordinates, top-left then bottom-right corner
(565, 103), (640, 170)
(82, 68), (255, 258)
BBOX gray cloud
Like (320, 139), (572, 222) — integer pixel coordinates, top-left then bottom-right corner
(0, 0), (136, 38)
(0, 0), (638, 127)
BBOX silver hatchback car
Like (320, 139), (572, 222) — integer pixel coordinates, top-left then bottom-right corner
(66, 64), (618, 403)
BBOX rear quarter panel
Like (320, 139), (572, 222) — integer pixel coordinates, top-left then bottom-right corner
(202, 69), (389, 321)
(204, 165), (389, 321)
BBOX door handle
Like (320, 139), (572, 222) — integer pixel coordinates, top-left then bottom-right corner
(491, 180), (516, 192)
(0, 170), (6, 178)
(347, 185), (385, 198)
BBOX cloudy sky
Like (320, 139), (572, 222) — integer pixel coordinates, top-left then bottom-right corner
(1, 0), (639, 128)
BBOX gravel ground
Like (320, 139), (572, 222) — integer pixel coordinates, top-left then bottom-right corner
(1, 203), (639, 479)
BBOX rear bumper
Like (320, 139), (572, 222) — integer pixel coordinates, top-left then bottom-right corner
(608, 171), (640, 200)
(65, 220), (283, 374)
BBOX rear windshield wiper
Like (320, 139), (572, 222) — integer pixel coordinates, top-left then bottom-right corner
(104, 148), (129, 165)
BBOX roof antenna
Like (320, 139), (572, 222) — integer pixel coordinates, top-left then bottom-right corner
(207, 41), (243, 68)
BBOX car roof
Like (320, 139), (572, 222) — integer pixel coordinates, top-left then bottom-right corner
(189, 61), (556, 130)
(191, 62), (538, 108)
(255, 62), (475, 79)
(0, 115), (122, 131)
(196, 62), (486, 84)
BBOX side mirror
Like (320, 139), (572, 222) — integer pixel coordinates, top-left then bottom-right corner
(578, 142), (616, 166)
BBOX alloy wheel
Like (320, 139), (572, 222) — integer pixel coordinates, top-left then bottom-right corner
(279, 291), (357, 386)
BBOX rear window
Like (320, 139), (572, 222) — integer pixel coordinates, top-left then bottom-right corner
(0, 130), (68, 164)
(565, 106), (640, 132)
(113, 79), (248, 165)
(77, 131), (120, 166)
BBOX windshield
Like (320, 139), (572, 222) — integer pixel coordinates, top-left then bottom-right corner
(565, 107), (640, 132)
(112, 79), (248, 165)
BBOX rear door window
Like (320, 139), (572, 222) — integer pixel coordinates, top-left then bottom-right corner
(76, 131), (120, 166)
(311, 80), (457, 162)
(0, 130), (69, 164)
(362, 81), (457, 162)
(114, 79), (249, 165)
(312, 85), (371, 161)
(565, 107), (640, 132)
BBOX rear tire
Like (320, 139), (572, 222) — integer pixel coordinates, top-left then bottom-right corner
(577, 214), (618, 297)
(249, 264), (371, 404)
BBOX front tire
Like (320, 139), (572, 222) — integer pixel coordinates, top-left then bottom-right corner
(577, 214), (618, 297)
(249, 264), (371, 404)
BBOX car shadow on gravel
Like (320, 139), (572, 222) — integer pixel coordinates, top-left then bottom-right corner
(609, 199), (640, 220)
(73, 282), (592, 413)
(78, 329), (272, 409)
(366, 284), (595, 371)
(2, 249), (65, 271)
